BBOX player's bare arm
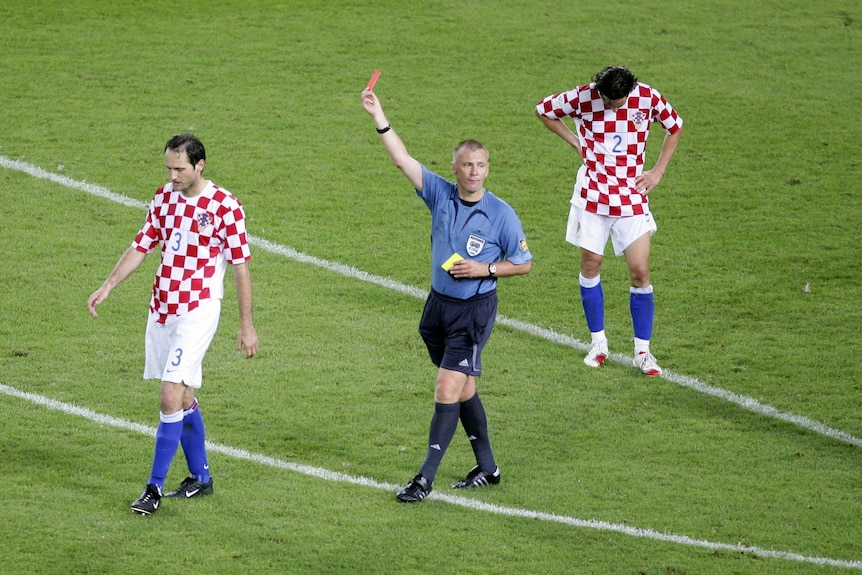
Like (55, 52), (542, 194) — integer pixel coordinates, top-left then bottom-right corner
(361, 88), (423, 191)
(536, 111), (582, 157)
(87, 247), (148, 317)
(232, 261), (259, 358)
(635, 127), (683, 193)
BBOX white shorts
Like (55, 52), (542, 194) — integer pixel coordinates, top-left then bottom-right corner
(565, 204), (657, 257)
(144, 299), (222, 388)
(565, 163), (657, 256)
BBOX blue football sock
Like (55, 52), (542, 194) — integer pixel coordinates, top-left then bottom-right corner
(148, 410), (184, 489)
(459, 394), (496, 472)
(418, 402), (461, 484)
(181, 400), (211, 483)
(579, 274), (605, 334)
(630, 286), (655, 341)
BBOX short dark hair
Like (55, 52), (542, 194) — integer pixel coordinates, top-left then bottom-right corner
(165, 133), (206, 166)
(593, 66), (638, 100)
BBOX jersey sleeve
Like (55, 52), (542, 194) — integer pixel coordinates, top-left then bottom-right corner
(535, 86), (583, 119)
(651, 89), (683, 134)
(499, 205), (532, 265)
(132, 194), (162, 254)
(219, 197), (251, 264)
(418, 165), (453, 211)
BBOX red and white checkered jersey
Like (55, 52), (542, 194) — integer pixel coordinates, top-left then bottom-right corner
(132, 181), (251, 323)
(536, 82), (683, 217)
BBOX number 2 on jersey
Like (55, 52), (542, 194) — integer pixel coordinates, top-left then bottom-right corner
(607, 133), (628, 155)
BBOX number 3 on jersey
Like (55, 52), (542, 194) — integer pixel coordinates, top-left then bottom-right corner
(169, 230), (188, 253)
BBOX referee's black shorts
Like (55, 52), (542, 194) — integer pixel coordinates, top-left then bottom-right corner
(418, 289), (498, 377)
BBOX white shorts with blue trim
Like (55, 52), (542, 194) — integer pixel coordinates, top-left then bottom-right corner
(144, 298), (221, 388)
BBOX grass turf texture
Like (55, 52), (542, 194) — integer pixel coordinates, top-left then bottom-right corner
(1, 0), (861, 573)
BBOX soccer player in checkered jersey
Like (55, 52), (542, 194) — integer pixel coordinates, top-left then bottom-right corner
(362, 87), (532, 503)
(535, 66), (683, 376)
(88, 133), (259, 514)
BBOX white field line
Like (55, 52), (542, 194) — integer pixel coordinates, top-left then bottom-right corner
(0, 383), (859, 571)
(2, 154), (859, 450)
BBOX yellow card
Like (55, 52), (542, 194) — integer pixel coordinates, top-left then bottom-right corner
(441, 252), (464, 271)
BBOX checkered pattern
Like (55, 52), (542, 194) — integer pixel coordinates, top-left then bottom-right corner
(537, 82), (683, 217)
(133, 181), (251, 323)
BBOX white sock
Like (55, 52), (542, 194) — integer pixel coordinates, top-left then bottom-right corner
(579, 273), (601, 288)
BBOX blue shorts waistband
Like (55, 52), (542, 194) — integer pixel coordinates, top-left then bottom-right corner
(430, 288), (497, 304)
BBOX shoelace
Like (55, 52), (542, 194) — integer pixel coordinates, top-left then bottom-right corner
(178, 478), (197, 490)
(636, 353), (659, 372)
(404, 481), (428, 500)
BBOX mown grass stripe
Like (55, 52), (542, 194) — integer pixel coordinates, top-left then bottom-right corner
(2, 154), (858, 450)
(2, 382), (859, 571)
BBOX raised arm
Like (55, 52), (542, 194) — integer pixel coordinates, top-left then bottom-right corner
(361, 88), (424, 191)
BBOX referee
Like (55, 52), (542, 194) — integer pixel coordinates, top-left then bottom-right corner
(361, 86), (532, 503)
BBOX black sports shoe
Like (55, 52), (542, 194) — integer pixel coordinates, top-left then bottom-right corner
(396, 474), (432, 503)
(131, 484), (161, 515)
(451, 465), (501, 489)
(164, 477), (214, 499)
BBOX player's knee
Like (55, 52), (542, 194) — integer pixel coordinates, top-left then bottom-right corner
(629, 268), (650, 286)
(434, 371), (468, 403)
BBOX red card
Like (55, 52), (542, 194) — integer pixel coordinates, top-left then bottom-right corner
(366, 69), (381, 91)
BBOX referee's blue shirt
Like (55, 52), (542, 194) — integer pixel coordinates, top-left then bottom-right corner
(418, 166), (532, 300)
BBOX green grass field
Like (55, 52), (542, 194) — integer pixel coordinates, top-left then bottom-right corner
(1, 0), (861, 573)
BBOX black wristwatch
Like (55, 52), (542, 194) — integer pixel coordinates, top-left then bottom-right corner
(488, 263), (497, 277)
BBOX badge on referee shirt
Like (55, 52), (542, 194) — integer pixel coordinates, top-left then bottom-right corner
(466, 234), (485, 257)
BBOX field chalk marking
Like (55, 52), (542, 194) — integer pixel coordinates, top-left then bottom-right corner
(2, 154), (859, 450)
(1, 383), (859, 571)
